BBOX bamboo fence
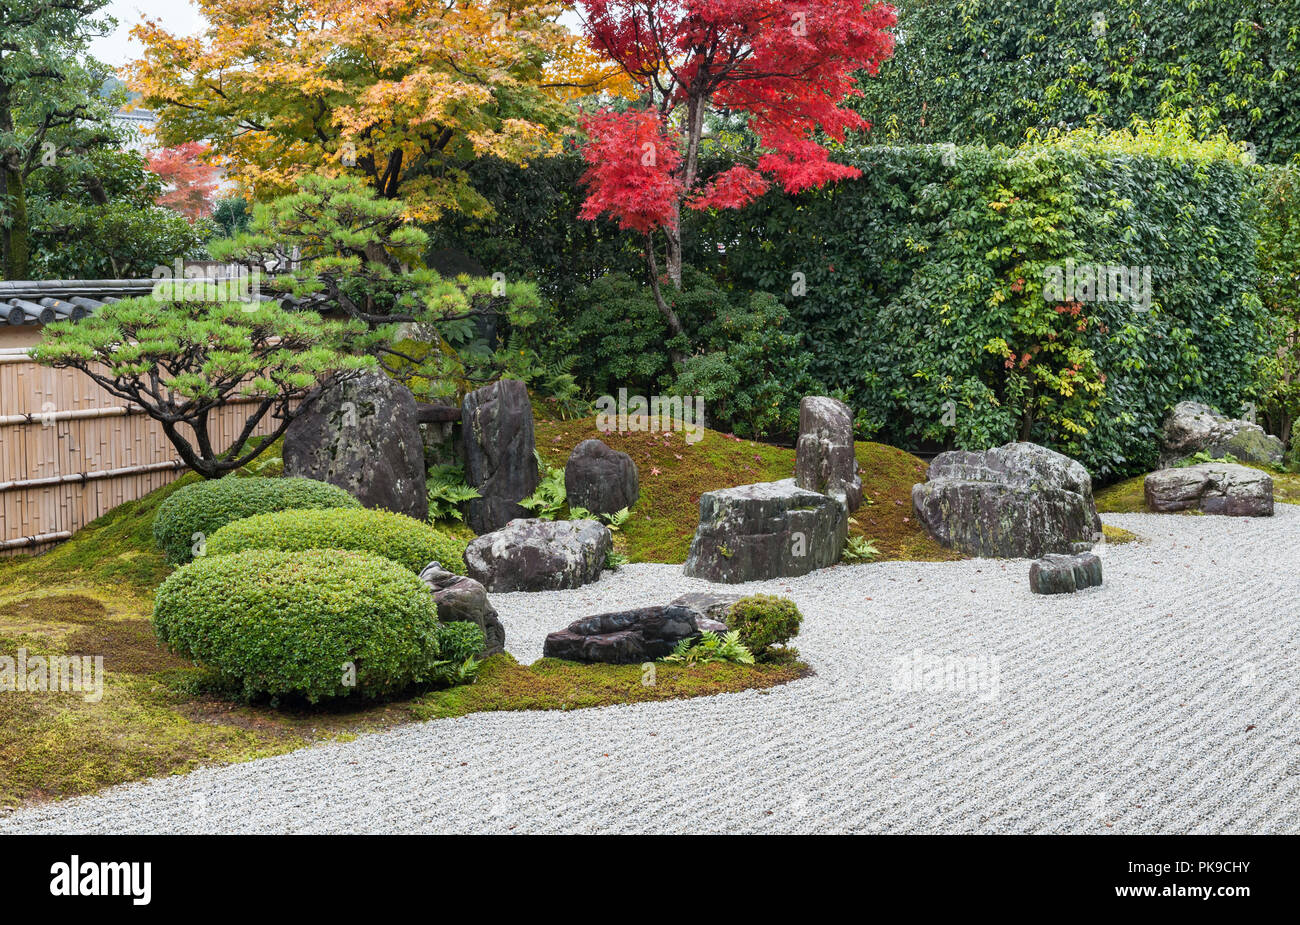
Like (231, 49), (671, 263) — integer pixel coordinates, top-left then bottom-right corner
(0, 348), (279, 555)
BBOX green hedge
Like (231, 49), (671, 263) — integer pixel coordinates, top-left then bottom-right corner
(438, 125), (1268, 479)
(153, 549), (441, 702)
(207, 507), (468, 574)
(153, 476), (361, 564)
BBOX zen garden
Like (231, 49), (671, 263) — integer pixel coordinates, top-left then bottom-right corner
(0, 0), (1297, 843)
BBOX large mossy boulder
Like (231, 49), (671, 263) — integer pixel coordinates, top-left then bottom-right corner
(283, 371), (428, 521)
(911, 442), (1102, 559)
(683, 479), (846, 583)
(1144, 463), (1274, 516)
(461, 379), (540, 535)
(1159, 401), (1285, 468)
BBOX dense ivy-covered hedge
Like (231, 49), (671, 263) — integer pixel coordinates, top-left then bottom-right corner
(152, 476), (362, 564)
(152, 549), (442, 702)
(432, 126), (1268, 479)
(207, 507), (468, 574)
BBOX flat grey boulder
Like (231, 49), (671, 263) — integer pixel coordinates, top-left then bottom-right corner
(912, 442), (1102, 559)
(461, 379), (540, 534)
(1144, 463), (1273, 516)
(1159, 401), (1284, 468)
(284, 370), (428, 521)
(565, 439), (638, 515)
(793, 396), (863, 512)
(542, 604), (702, 664)
(464, 518), (612, 592)
(418, 562), (505, 656)
(683, 479), (846, 584)
(1029, 552), (1103, 595)
(667, 592), (738, 634)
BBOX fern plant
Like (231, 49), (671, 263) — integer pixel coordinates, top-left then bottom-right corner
(662, 631), (755, 666)
(842, 536), (880, 562)
(427, 463), (482, 522)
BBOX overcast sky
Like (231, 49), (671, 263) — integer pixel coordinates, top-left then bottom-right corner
(93, 1), (586, 69)
(92, 1), (206, 68)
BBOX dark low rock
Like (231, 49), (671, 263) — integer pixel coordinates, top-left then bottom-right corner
(542, 604), (702, 664)
(565, 439), (639, 515)
(418, 562), (505, 656)
(793, 396), (863, 512)
(1159, 401), (1285, 468)
(284, 370), (428, 520)
(683, 479), (847, 583)
(1144, 463), (1274, 516)
(464, 518), (612, 592)
(912, 442), (1102, 558)
(461, 379), (540, 534)
(1029, 553), (1103, 595)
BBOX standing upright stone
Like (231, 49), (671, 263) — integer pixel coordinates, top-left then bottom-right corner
(461, 379), (540, 534)
(565, 439), (639, 515)
(794, 396), (863, 512)
(283, 370), (428, 521)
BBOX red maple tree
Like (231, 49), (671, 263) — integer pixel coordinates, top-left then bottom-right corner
(575, 0), (897, 350)
(146, 141), (221, 221)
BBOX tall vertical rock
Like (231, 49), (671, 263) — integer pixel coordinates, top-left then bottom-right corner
(461, 379), (540, 534)
(283, 371), (429, 521)
(793, 396), (863, 512)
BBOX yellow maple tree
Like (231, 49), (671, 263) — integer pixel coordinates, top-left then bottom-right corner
(129, 0), (623, 222)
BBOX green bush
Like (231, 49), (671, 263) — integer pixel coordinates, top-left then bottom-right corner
(152, 476), (360, 564)
(207, 507), (467, 574)
(726, 595), (803, 662)
(152, 549), (442, 702)
(439, 124), (1267, 480)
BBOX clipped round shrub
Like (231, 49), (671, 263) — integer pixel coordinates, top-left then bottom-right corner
(153, 476), (361, 564)
(206, 507), (468, 574)
(153, 548), (441, 702)
(726, 594), (803, 660)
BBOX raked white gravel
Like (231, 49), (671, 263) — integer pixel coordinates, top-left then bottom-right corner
(3, 508), (1298, 834)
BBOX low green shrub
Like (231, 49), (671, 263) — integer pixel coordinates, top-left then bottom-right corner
(207, 507), (467, 574)
(152, 549), (442, 702)
(152, 476), (360, 564)
(726, 595), (803, 661)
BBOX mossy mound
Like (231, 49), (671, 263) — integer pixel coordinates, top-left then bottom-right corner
(532, 419), (961, 564)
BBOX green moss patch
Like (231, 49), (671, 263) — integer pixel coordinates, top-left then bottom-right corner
(412, 654), (808, 721)
(532, 419), (960, 563)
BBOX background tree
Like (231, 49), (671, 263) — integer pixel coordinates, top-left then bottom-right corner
(129, 0), (615, 224)
(31, 298), (371, 478)
(147, 142), (222, 221)
(573, 0), (897, 355)
(29, 143), (209, 278)
(0, 0), (117, 278)
(853, 0), (1300, 163)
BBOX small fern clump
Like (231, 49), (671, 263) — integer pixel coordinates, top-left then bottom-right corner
(426, 463), (481, 522)
(663, 631), (754, 666)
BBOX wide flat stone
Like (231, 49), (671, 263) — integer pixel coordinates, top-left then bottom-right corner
(1144, 463), (1274, 516)
(683, 479), (846, 584)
